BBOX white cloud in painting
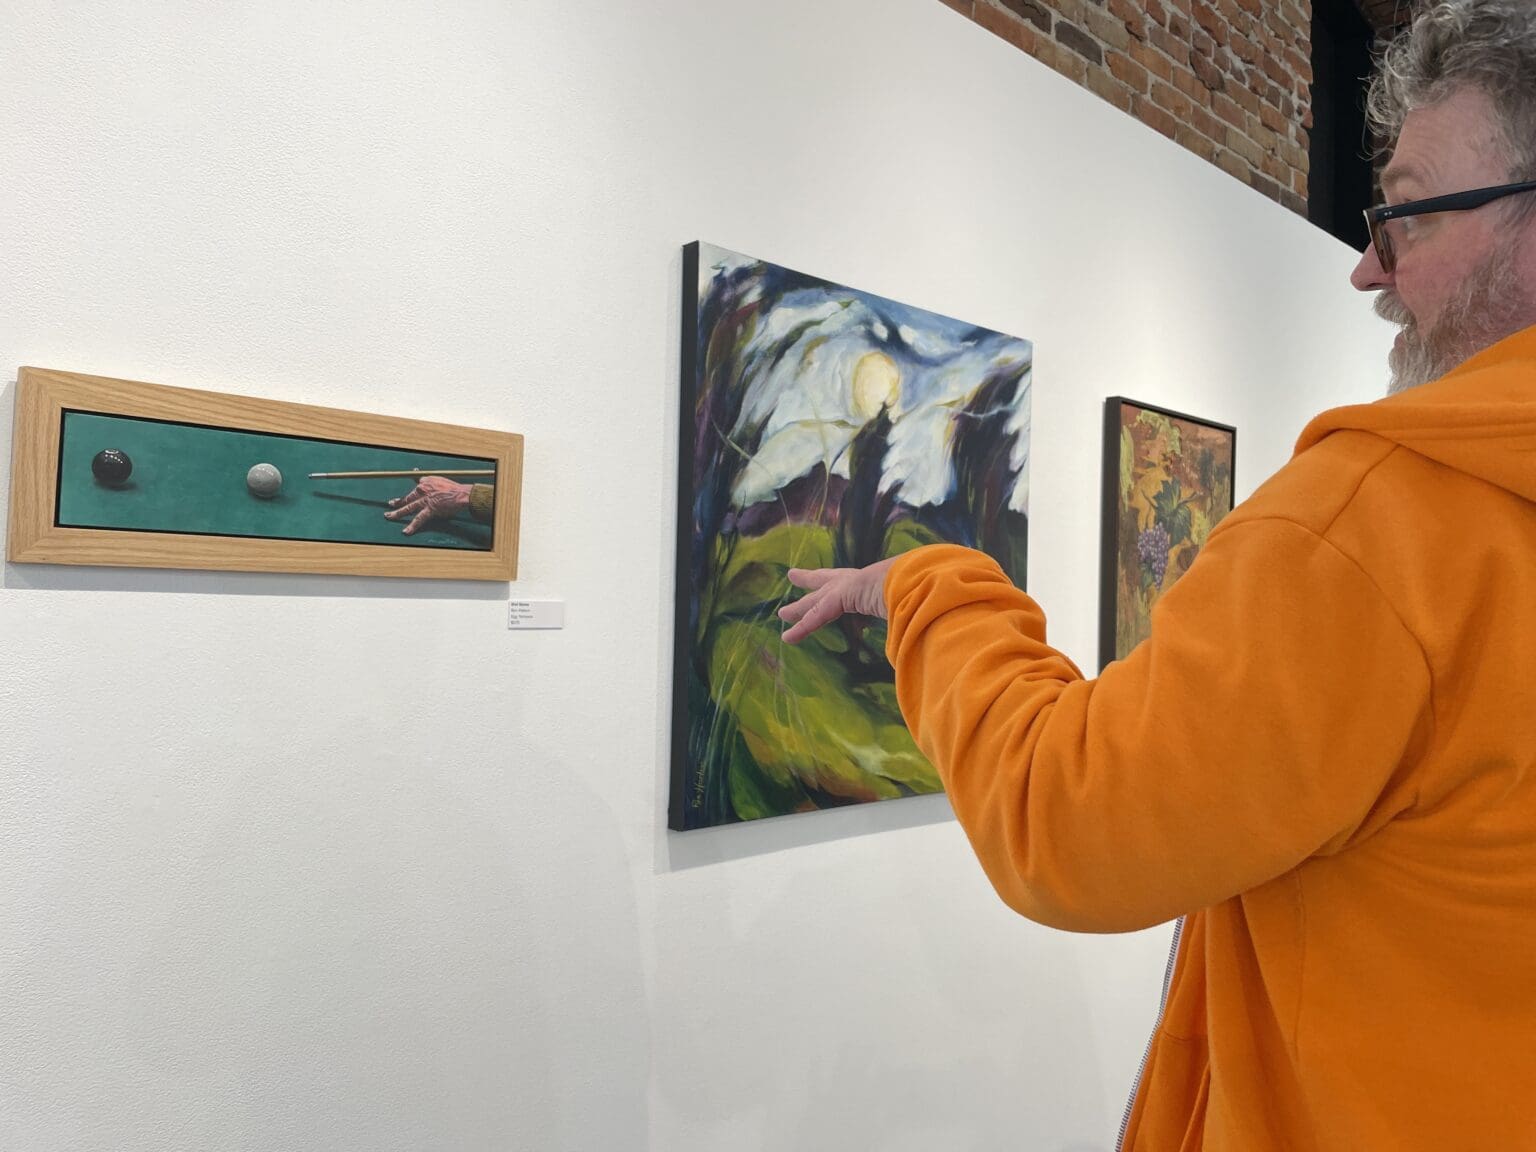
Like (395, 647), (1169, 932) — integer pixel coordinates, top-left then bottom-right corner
(1006, 369), (1032, 513)
(699, 245), (1033, 515)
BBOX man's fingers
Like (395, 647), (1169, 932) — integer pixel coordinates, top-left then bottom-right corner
(403, 505), (436, 535)
(385, 496), (425, 522)
(787, 567), (840, 591)
(778, 590), (818, 625)
(387, 484), (426, 510)
(782, 594), (846, 645)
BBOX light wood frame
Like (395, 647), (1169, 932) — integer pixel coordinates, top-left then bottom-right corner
(7, 366), (523, 580)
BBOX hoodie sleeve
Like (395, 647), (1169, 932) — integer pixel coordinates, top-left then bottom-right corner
(885, 526), (1433, 933)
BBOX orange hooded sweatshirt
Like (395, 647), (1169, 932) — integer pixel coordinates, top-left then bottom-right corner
(883, 325), (1536, 1149)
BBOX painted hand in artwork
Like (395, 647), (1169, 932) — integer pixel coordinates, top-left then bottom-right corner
(779, 556), (898, 644)
(384, 476), (472, 535)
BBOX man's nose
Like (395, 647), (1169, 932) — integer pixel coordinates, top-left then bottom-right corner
(1351, 242), (1392, 292)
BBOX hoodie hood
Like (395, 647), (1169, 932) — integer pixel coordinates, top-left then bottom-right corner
(1295, 323), (1536, 503)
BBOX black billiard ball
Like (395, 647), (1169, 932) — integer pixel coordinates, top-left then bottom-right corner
(91, 448), (133, 487)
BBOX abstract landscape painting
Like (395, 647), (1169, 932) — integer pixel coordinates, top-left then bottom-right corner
(670, 242), (1032, 830)
(1098, 397), (1235, 669)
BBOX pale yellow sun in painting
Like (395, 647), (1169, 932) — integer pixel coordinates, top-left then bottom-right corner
(851, 351), (901, 419)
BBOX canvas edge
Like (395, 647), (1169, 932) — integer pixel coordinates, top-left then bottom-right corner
(668, 242), (705, 831)
(1098, 396), (1124, 672)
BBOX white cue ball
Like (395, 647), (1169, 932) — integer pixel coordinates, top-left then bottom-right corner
(246, 462), (283, 499)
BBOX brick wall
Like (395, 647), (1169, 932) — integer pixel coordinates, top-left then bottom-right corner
(941, 0), (1314, 215)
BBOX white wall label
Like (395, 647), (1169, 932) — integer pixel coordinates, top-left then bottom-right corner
(508, 599), (564, 630)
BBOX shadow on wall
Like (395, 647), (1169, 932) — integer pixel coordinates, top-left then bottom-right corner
(659, 790), (957, 872)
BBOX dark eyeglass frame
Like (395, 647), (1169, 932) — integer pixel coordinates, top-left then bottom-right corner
(1363, 179), (1536, 273)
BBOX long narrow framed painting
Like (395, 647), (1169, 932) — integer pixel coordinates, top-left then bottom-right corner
(1098, 397), (1235, 669)
(671, 242), (1033, 830)
(7, 367), (523, 580)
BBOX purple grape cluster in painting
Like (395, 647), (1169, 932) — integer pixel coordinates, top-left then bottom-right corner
(1137, 524), (1171, 585)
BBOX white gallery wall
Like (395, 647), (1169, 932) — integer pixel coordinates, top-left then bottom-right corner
(0, 2), (1391, 1150)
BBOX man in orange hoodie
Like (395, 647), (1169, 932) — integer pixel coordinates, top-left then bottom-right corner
(780, 1), (1536, 1147)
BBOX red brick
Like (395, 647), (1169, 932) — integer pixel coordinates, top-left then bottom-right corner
(1109, 0), (1150, 39)
(1215, 150), (1249, 181)
(1145, 0), (1170, 27)
(1260, 47), (1291, 87)
(1212, 91), (1246, 129)
(1135, 97), (1180, 140)
(1129, 37), (1175, 82)
(1258, 99), (1288, 136)
(1087, 67), (1137, 114)
(996, 0), (1052, 32)
(1192, 0), (1223, 38)
(1190, 103), (1226, 143)
(1245, 111), (1277, 148)
(1084, 3), (1134, 50)
(1045, 38), (1090, 84)
(1149, 77), (1193, 120)
(1055, 19), (1104, 65)
(1172, 63), (1209, 102)
(937, 0), (973, 15)
(1283, 46), (1314, 85)
(1230, 81), (1260, 116)
(1226, 124), (1264, 168)
(973, 2), (1041, 55)
(1191, 51), (1225, 92)
(1250, 170), (1283, 203)
(1175, 122), (1218, 162)
(1107, 49), (1150, 93)
(1149, 24), (1191, 66)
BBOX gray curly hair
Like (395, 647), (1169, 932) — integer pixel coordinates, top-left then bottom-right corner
(1367, 0), (1536, 182)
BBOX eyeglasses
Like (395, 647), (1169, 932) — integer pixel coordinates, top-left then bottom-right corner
(1363, 179), (1536, 273)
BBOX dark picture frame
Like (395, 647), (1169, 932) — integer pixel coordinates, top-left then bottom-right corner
(1098, 396), (1236, 670)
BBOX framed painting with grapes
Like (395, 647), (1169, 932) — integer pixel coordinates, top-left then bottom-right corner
(670, 241), (1033, 830)
(1098, 397), (1235, 670)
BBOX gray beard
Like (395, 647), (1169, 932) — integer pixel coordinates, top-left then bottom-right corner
(1376, 245), (1529, 394)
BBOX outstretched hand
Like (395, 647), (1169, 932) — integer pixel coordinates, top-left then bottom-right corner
(384, 475), (472, 535)
(779, 556), (898, 644)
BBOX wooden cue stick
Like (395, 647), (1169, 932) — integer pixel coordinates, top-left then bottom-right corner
(306, 469), (497, 479)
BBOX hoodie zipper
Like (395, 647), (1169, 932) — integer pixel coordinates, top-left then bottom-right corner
(1115, 916), (1185, 1152)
